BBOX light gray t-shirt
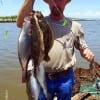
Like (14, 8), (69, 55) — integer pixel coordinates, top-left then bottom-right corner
(43, 16), (88, 73)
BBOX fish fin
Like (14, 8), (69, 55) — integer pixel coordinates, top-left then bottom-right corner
(22, 70), (27, 83)
(43, 55), (50, 62)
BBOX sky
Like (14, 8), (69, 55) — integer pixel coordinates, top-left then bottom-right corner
(0, 0), (100, 19)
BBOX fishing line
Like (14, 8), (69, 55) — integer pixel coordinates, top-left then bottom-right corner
(51, 0), (63, 17)
(51, 0), (68, 26)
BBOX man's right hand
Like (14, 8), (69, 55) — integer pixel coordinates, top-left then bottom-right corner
(16, 0), (35, 28)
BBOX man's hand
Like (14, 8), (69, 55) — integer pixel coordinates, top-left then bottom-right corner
(79, 48), (94, 62)
(16, 0), (35, 28)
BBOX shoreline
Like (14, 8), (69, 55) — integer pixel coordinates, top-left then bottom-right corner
(0, 18), (99, 23)
(0, 20), (16, 23)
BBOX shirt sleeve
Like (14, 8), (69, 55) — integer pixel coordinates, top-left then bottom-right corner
(73, 22), (88, 50)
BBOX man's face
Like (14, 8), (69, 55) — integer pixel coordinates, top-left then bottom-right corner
(48, 0), (71, 16)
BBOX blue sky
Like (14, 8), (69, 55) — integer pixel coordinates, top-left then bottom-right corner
(0, 0), (100, 19)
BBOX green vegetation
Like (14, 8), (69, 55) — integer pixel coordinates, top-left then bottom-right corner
(0, 15), (17, 22)
(0, 15), (98, 23)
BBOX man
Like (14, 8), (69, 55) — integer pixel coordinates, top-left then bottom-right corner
(16, 0), (94, 100)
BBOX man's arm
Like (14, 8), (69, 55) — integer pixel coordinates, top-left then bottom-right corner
(73, 22), (94, 62)
(79, 47), (94, 62)
(16, 0), (35, 28)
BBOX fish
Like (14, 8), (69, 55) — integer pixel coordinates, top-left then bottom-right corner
(18, 17), (32, 82)
(30, 11), (45, 75)
(18, 15), (47, 99)
(18, 11), (54, 99)
(26, 60), (47, 100)
(35, 11), (54, 61)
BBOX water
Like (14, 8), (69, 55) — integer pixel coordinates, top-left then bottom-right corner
(0, 22), (20, 70)
(0, 21), (100, 70)
(76, 21), (100, 68)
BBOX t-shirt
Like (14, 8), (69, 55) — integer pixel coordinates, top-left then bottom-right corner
(43, 16), (88, 73)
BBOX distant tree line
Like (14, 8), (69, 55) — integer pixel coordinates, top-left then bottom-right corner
(0, 15), (96, 22)
(0, 15), (17, 22)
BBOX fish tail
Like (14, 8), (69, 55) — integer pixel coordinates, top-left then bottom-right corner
(43, 55), (50, 62)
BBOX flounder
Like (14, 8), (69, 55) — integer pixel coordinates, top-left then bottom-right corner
(34, 11), (54, 61)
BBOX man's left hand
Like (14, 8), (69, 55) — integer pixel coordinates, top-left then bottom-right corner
(80, 48), (94, 62)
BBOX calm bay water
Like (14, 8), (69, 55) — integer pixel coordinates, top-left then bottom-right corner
(76, 20), (100, 67)
(0, 23), (20, 70)
(0, 21), (100, 70)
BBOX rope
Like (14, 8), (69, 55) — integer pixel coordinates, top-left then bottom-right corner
(90, 61), (100, 78)
(90, 61), (96, 80)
